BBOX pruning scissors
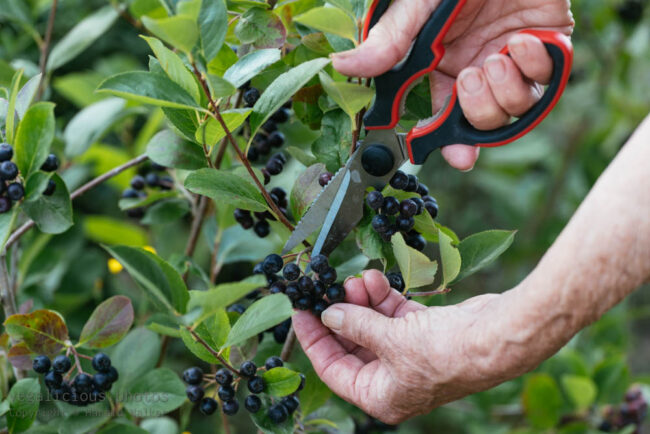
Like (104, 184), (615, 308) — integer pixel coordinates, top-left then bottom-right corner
(283, 0), (573, 258)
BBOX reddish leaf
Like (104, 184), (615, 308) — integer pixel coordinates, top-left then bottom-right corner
(78, 295), (134, 348)
(8, 343), (32, 370)
(4, 310), (68, 356)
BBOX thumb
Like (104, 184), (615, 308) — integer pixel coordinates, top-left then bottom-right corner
(321, 303), (393, 355)
(332, 0), (438, 77)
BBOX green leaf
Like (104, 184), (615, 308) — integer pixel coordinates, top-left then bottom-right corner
(63, 98), (129, 157)
(22, 174), (73, 234)
(97, 72), (202, 110)
(47, 6), (119, 71)
(391, 233), (437, 290)
(78, 296), (134, 348)
(194, 108), (252, 145)
(103, 245), (189, 315)
(179, 311), (229, 363)
(594, 357), (629, 404)
(142, 36), (200, 103)
(7, 378), (40, 432)
(207, 75), (237, 98)
(249, 57), (330, 136)
(110, 328), (161, 396)
(294, 7), (358, 43)
(234, 8), (286, 49)
(262, 367), (301, 397)
(4, 310), (69, 356)
(286, 146), (317, 167)
(14, 102), (55, 177)
(223, 49), (281, 89)
(15, 73), (41, 118)
(300, 370), (332, 415)
(187, 275), (266, 325)
(438, 229), (461, 289)
(97, 423), (148, 434)
(311, 109), (350, 172)
(199, 0), (228, 61)
(146, 130), (207, 170)
(0, 208), (18, 252)
(142, 15), (199, 53)
(140, 417), (178, 434)
(207, 44), (239, 77)
(561, 375), (597, 411)
(290, 163), (326, 219)
(119, 191), (178, 211)
(53, 71), (106, 108)
(185, 168), (268, 212)
(83, 216), (148, 246)
(319, 72), (373, 126)
(223, 294), (293, 347)
(522, 374), (563, 429)
(142, 199), (191, 225)
(451, 230), (517, 284)
(125, 368), (186, 416)
(5, 69), (23, 145)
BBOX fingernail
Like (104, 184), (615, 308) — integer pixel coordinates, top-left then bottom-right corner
(459, 69), (483, 94)
(509, 36), (527, 58)
(344, 276), (355, 285)
(321, 307), (344, 331)
(331, 49), (355, 60)
(485, 56), (506, 82)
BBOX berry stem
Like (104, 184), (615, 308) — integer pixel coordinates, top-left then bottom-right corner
(185, 327), (242, 376)
(280, 326), (296, 362)
(407, 288), (452, 297)
(4, 154), (149, 255)
(36, 0), (58, 100)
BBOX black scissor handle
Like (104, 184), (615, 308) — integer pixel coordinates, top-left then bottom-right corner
(406, 30), (574, 164)
(362, 0), (467, 130)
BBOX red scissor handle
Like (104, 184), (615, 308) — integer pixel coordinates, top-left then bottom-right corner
(362, 0), (574, 165)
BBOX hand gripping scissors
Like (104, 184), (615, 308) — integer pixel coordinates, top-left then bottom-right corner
(283, 0), (573, 258)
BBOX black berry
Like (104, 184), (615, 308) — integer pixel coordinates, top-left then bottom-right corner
(145, 172), (160, 187)
(106, 366), (119, 383)
(326, 284), (346, 303)
(386, 272), (405, 291)
(400, 199), (417, 218)
(217, 385), (235, 402)
(45, 370), (63, 388)
(313, 300), (329, 316)
(186, 385), (204, 402)
(263, 120), (278, 133)
(281, 395), (300, 414)
(91, 353), (111, 372)
(268, 131), (285, 148)
(247, 146), (259, 162)
(240, 361), (257, 377)
(52, 355), (71, 373)
(382, 196), (400, 215)
(285, 283), (301, 301)
(215, 368), (233, 386)
(0, 143), (13, 162)
(265, 356), (283, 370)
(268, 403), (289, 424)
(263, 254), (284, 274)
(0, 161), (18, 180)
(244, 88), (261, 107)
(43, 179), (56, 196)
(412, 197), (424, 215)
(73, 373), (93, 393)
(283, 263), (300, 281)
(33, 356), (51, 374)
(372, 214), (390, 233)
(389, 170), (408, 190)
(319, 172), (333, 187)
(130, 175), (146, 190)
(298, 276), (314, 293)
(93, 372), (113, 391)
(425, 201), (438, 219)
(41, 154), (59, 172)
(397, 216), (415, 232)
(254, 220), (270, 238)
(319, 267), (337, 285)
(183, 367), (204, 385)
(416, 184), (429, 196)
(0, 197), (11, 214)
(313, 280), (326, 297)
(222, 399), (239, 415)
(310, 254), (329, 273)
(244, 394), (262, 413)
(406, 174), (419, 192)
(200, 397), (218, 415)
(269, 281), (286, 294)
(295, 296), (313, 311)
(366, 191), (384, 210)
(266, 158), (283, 176)
(247, 376), (265, 394)
(406, 233), (426, 251)
(271, 108), (290, 123)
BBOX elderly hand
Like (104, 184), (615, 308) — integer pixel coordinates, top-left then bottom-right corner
(293, 270), (516, 424)
(333, 0), (574, 171)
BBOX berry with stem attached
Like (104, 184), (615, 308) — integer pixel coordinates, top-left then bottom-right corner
(310, 254), (329, 274)
(186, 385), (204, 403)
(263, 254), (284, 274)
(183, 367), (204, 385)
(283, 263), (300, 281)
(215, 368), (233, 386)
(240, 361), (257, 377)
(52, 355), (71, 373)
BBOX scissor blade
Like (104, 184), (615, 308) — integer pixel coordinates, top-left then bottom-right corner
(282, 167), (349, 254)
(311, 170), (366, 258)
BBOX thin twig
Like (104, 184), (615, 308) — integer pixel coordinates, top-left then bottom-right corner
(4, 155), (148, 253)
(407, 288), (452, 297)
(184, 196), (210, 258)
(0, 258), (16, 318)
(280, 327), (296, 361)
(155, 336), (170, 368)
(186, 327), (242, 375)
(351, 108), (366, 155)
(36, 0), (58, 100)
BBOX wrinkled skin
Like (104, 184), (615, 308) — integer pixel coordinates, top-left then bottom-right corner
(333, 0), (575, 171)
(294, 109), (650, 423)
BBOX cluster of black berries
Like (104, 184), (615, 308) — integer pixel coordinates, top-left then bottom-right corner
(121, 163), (172, 219)
(234, 186), (290, 238)
(366, 170), (439, 251)
(617, 0), (644, 23)
(254, 253), (344, 316)
(599, 385), (648, 433)
(0, 144), (58, 213)
(182, 356), (303, 425)
(32, 353), (118, 407)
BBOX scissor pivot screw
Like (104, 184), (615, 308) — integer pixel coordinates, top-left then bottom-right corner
(361, 145), (394, 177)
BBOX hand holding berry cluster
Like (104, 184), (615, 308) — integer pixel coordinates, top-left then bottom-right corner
(32, 352), (118, 406)
(182, 356), (304, 425)
(0, 143), (59, 214)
